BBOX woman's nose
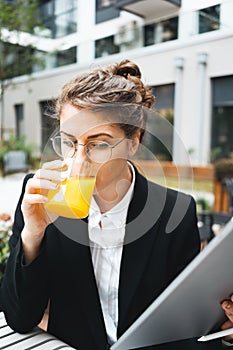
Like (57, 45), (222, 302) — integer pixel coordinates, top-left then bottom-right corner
(73, 144), (87, 162)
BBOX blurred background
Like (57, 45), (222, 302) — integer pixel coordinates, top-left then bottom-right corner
(0, 0), (233, 275)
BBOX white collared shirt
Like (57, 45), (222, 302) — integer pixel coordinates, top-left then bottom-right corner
(88, 163), (135, 345)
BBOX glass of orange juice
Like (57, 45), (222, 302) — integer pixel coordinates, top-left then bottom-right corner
(45, 159), (96, 219)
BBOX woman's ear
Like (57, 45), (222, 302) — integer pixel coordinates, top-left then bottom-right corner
(128, 131), (140, 157)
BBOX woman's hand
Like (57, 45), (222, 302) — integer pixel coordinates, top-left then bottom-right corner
(221, 295), (233, 341)
(21, 160), (67, 263)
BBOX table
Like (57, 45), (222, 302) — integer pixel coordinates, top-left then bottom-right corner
(0, 312), (226, 350)
(0, 312), (76, 349)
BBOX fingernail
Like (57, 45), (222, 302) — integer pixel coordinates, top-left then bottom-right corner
(222, 301), (229, 309)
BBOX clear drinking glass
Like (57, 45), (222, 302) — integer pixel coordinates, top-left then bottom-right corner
(45, 159), (96, 219)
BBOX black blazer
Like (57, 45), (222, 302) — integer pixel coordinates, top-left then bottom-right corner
(0, 169), (200, 350)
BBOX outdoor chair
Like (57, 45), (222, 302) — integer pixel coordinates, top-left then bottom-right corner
(197, 211), (215, 243)
(197, 211), (232, 250)
(2, 150), (29, 177)
(224, 178), (233, 214)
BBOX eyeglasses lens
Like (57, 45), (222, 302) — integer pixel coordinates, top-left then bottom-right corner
(52, 137), (112, 163)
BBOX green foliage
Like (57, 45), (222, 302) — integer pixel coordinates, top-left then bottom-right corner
(214, 158), (233, 180)
(210, 147), (222, 162)
(0, 216), (11, 284)
(0, 0), (37, 31)
(0, 0), (44, 81)
(196, 197), (211, 212)
(0, 133), (37, 168)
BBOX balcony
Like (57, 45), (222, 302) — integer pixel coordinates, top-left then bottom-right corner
(115, 0), (181, 20)
(95, 16), (178, 59)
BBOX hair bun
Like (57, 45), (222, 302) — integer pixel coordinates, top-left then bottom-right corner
(115, 59), (141, 79)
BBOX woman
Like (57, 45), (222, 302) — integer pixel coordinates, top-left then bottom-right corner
(1, 60), (201, 350)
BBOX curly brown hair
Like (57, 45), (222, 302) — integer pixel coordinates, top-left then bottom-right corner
(54, 59), (155, 141)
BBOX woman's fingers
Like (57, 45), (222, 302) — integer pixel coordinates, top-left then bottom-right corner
(221, 320), (233, 340)
(41, 159), (68, 171)
(222, 297), (233, 323)
(34, 169), (67, 184)
(30, 159), (69, 185)
(222, 320), (233, 331)
(221, 297), (233, 341)
(22, 193), (48, 205)
(25, 178), (58, 194)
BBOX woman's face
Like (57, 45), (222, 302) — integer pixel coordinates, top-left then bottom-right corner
(59, 103), (140, 188)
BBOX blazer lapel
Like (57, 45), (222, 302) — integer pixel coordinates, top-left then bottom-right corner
(118, 171), (163, 334)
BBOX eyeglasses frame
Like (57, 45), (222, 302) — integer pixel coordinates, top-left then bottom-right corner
(50, 134), (126, 162)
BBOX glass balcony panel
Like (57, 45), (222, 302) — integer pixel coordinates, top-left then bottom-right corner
(55, 0), (77, 15)
(55, 10), (77, 38)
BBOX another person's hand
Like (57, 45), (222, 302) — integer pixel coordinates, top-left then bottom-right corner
(221, 295), (233, 341)
(21, 159), (66, 263)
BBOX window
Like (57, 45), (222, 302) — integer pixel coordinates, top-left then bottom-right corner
(95, 36), (119, 58)
(15, 104), (24, 139)
(212, 107), (233, 159)
(144, 84), (174, 161)
(96, 0), (115, 9)
(56, 47), (77, 67)
(96, 0), (120, 23)
(199, 5), (220, 34)
(38, 0), (77, 38)
(144, 17), (178, 47)
(211, 76), (233, 160)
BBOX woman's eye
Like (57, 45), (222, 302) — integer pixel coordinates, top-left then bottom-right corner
(92, 142), (109, 149)
(62, 139), (74, 148)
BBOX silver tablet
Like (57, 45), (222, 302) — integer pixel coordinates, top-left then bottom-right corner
(111, 218), (233, 350)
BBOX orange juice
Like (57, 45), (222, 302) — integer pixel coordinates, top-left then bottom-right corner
(45, 176), (96, 219)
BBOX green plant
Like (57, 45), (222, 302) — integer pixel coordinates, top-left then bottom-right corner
(214, 158), (233, 181)
(0, 0), (45, 140)
(196, 197), (212, 212)
(188, 148), (195, 156)
(0, 133), (37, 169)
(210, 147), (222, 162)
(0, 213), (11, 284)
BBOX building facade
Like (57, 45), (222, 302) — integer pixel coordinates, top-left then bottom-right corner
(2, 0), (233, 165)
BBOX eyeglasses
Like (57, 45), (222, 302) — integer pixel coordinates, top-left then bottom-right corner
(50, 134), (126, 163)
